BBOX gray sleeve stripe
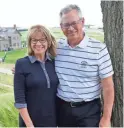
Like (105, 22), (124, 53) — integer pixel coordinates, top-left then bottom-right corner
(100, 64), (112, 71)
(98, 53), (109, 60)
(14, 103), (27, 109)
(101, 70), (113, 76)
(100, 58), (110, 65)
(100, 46), (107, 52)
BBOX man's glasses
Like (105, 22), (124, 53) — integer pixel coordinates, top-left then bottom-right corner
(31, 38), (47, 44)
(60, 19), (82, 29)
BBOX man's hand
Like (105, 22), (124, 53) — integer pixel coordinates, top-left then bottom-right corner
(12, 67), (15, 74)
(99, 116), (111, 127)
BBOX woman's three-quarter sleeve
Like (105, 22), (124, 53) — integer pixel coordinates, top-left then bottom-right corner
(14, 60), (27, 109)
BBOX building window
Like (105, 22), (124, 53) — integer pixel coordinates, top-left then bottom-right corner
(13, 43), (16, 46)
(13, 37), (16, 40)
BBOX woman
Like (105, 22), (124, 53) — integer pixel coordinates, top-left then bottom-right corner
(14, 25), (59, 127)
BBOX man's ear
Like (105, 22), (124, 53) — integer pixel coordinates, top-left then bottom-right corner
(60, 24), (64, 31)
(60, 23), (63, 30)
(82, 17), (85, 24)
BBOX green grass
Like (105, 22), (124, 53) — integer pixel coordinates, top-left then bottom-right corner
(86, 31), (104, 42)
(0, 84), (13, 93)
(0, 48), (27, 63)
(0, 63), (14, 69)
(0, 73), (13, 86)
(0, 86), (18, 127)
(0, 64), (14, 86)
(50, 27), (65, 40)
(89, 35), (104, 42)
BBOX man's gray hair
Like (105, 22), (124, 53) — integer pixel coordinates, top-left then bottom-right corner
(59, 4), (83, 19)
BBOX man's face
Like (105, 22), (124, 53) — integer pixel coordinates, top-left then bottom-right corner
(60, 9), (84, 42)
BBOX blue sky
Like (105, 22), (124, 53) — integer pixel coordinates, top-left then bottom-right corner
(0, 0), (103, 27)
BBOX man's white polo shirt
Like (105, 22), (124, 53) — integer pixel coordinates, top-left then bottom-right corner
(55, 35), (114, 102)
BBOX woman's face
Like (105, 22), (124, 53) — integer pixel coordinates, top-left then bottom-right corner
(30, 31), (48, 56)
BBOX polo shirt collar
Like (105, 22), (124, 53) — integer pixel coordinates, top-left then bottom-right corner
(28, 52), (52, 63)
(63, 34), (89, 49)
(77, 35), (89, 48)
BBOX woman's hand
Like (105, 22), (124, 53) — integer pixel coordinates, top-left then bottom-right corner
(26, 122), (34, 128)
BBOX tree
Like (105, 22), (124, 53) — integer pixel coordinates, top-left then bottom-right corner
(101, 1), (123, 127)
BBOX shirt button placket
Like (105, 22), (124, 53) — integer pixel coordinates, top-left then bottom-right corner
(41, 62), (50, 88)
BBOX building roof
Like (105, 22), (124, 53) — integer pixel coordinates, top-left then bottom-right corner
(0, 27), (21, 37)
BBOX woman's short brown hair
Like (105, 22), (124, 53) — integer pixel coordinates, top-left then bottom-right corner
(27, 25), (57, 57)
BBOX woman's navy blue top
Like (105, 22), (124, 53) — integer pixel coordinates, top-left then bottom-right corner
(14, 56), (59, 127)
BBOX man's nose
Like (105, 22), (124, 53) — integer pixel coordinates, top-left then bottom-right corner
(68, 25), (74, 30)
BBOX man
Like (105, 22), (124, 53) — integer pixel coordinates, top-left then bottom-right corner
(55, 4), (114, 127)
